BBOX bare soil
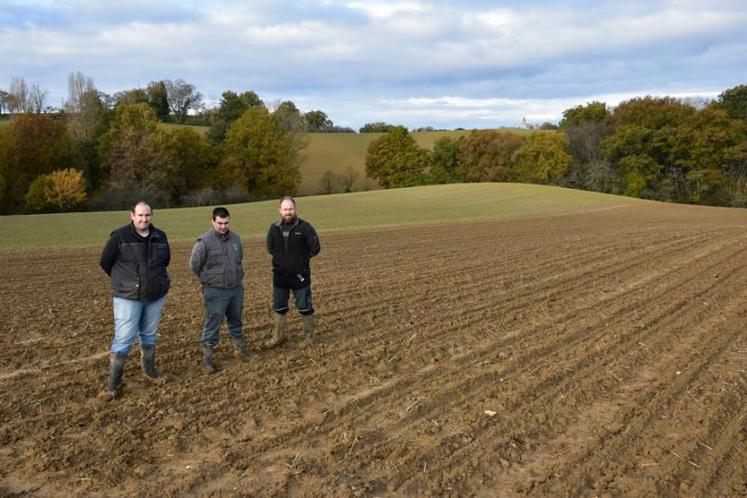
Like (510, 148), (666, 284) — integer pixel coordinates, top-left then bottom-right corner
(1, 204), (746, 497)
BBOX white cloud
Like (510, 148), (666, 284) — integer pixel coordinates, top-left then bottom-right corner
(1, 1), (745, 128)
(345, 1), (430, 19)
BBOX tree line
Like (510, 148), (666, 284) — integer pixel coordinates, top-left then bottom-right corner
(365, 85), (747, 207)
(0, 73), (348, 213)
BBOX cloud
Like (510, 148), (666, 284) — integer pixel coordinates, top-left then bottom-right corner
(1, 0), (746, 128)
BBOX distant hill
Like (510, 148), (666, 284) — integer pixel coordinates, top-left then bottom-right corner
(161, 124), (534, 195)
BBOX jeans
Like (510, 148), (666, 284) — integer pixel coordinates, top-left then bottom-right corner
(201, 285), (244, 346)
(111, 296), (166, 354)
(273, 285), (313, 315)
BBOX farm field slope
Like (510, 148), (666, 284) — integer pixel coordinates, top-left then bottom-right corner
(1, 191), (746, 496)
(1, 183), (635, 250)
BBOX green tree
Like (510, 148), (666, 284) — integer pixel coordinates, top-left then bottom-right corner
(225, 107), (304, 198)
(428, 136), (461, 184)
(513, 132), (573, 184)
(146, 81), (170, 121)
(458, 131), (525, 182)
(717, 84), (747, 123)
(68, 89), (111, 191)
(272, 101), (305, 132)
(163, 127), (218, 202)
(360, 122), (398, 133)
(559, 101), (610, 128)
(304, 110), (333, 131)
(612, 96), (695, 131)
(365, 126), (429, 188)
(207, 90), (265, 143)
(669, 106), (747, 203)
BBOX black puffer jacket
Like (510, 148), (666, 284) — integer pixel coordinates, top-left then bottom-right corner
(266, 218), (320, 279)
(100, 223), (171, 301)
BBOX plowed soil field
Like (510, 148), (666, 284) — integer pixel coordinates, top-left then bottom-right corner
(1, 203), (746, 497)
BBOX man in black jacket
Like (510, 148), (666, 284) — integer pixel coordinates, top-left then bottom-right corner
(265, 196), (320, 347)
(99, 201), (170, 400)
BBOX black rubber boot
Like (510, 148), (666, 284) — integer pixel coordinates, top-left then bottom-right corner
(141, 345), (166, 384)
(99, 352), (127, 401)
(202, 344), (216, 374)
(232, 336), (253, 362)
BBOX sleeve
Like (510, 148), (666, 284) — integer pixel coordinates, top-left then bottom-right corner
(189, 240), (206, 276)
(99, 234), (119, 276)
(306, 224), (321, 257)
(163, 233), (171, 267)
(266, 226), (274, 255)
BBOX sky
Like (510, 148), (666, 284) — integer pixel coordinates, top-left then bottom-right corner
(1, 0), (746, 130)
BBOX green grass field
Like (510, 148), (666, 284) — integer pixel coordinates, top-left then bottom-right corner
(0, 183), (644, 250)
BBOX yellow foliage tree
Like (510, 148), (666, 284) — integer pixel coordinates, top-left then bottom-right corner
(25, 168), (87, 211)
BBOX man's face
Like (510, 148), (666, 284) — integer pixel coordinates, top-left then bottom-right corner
(212, 216), (230, 235)
(130, 203), (153, 231)
(279, 200), (296, 222)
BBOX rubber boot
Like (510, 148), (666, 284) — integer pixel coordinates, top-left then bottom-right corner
(140, 345), (166, 384)
(302, 314), (315, 344)
(232, 335), (253, 361)
(265, 313), (287, 348)
(99, 352), (127, 401)
(202, 344), (216, 374)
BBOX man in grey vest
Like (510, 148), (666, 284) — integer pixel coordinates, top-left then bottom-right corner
(190, 206), (252, 373)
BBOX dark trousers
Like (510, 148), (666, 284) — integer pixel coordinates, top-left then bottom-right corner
(201, 285), (244, 346)
(273, 285), (313, 315)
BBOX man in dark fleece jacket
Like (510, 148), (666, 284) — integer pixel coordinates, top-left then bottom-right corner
(98, 201), (170, 400)
(265, 196), (320, 347)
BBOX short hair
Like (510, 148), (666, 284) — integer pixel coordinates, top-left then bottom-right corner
(131, 201), (152, 214)
(279, 196), (296, 207)
(212, 207), (230, 220)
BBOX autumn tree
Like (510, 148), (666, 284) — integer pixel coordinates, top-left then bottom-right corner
(365, 126), (429, 188)
(25, 168), (87, 211)
(458, 131), (525, 182)
(225, 107), (304, 198)
(717, 84), (747, 123)
(0, 114), (75, 211)
(272, 101), (305, 132)
(513, 132), (574, 184)
(97, 103), (178, 207)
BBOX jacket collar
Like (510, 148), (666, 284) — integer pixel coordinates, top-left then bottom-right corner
(275, 217), (299, 229)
